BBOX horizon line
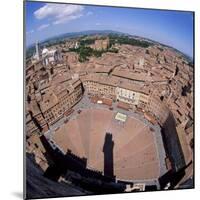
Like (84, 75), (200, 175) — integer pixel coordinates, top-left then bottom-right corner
(26, 29), (193, 60)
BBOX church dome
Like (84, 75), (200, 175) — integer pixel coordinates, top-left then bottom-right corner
(42, 48), (49, 55)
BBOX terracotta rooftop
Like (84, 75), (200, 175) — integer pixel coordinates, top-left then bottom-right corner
(40, 92), (58, 113)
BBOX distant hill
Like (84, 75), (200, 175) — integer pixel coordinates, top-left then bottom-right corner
(26, 30), (124, 49)
(25, 30), (125, 59)
(26, 30), (193, 64)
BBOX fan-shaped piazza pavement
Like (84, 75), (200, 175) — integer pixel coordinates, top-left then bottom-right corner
(50, 107), (166, 182)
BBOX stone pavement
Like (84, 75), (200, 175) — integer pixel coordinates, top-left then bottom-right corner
(44, 93), (167, 188)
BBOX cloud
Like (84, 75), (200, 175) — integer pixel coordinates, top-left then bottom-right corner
(37, 24), (49, 31)
(34, 3), (84, 25)
(53, 13), (83, 25)
(95, 22), (101, 26)
(26, 30), (34, 34)
(86, 11), (93, 16)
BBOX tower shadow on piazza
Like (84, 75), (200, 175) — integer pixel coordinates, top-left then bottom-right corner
(103, 133), (115, 179)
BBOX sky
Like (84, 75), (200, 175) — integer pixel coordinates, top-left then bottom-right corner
(25, 1), (194, 58)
